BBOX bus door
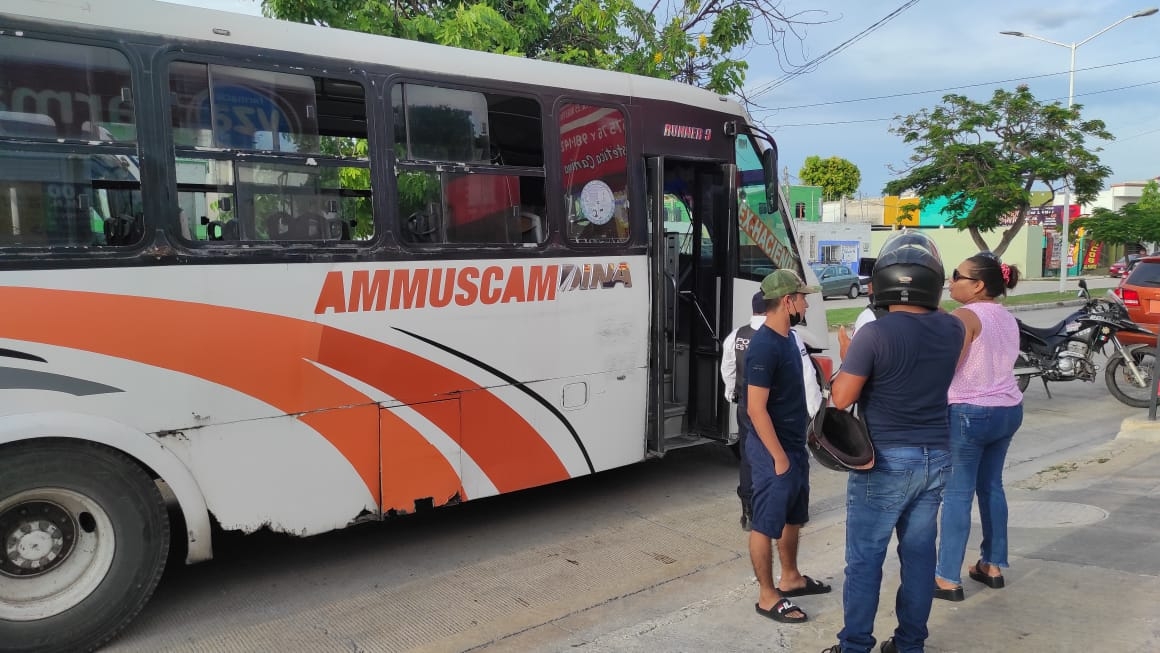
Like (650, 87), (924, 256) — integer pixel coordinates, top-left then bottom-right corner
(646, 157), (735, 454)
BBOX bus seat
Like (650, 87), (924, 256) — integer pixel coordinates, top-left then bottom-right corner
(263, 212), (293, 240)
(299, 213), (329, 240)
(102, 214), (143, 246)
(220, 219), (240, 240)
(322, 216), (353, 241)
(517, 211), (542, 244)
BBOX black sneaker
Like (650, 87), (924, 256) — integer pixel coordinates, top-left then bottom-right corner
(880, 638), (898, 653)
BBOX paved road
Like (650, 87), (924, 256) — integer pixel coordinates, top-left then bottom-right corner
(103, 305), (1145, 653)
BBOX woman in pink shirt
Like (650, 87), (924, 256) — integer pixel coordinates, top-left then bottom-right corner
(934, 252), (1023, 602)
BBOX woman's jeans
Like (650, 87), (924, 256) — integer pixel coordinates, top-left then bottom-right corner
(936, 403), (1024, 585)
(839, 446), (950, 653)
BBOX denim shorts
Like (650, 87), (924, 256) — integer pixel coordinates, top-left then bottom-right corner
(746, 435), (809, 538)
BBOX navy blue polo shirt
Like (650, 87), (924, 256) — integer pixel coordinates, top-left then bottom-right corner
(841, 310), (965, 448)
(745, 325), (808, 450)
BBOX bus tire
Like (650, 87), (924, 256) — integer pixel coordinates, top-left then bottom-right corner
(0, 440), (169, 653)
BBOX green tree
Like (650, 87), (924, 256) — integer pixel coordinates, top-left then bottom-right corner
(798, 155), (861, 201)
(1078, 206), (1148, 257)
(883, 85), (1113, 256)
(1137, 179), (1160, 213)
(261, 0), (827, 96)
(1081, 187), (1160, 257)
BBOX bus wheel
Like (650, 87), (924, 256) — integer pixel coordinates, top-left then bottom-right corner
(0, 441), (169, 653)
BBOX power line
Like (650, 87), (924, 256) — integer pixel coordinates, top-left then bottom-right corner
(1107, 125), (1160, 142)
(770, 117), (892, 128)
(748, 0), (924, 100)
(760, 79), (1160, 129)
(754, 54), (1160, 112)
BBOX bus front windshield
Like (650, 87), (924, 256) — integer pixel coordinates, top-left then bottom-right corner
(734, 135), (802, 281)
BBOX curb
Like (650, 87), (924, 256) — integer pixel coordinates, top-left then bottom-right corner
(1005, 299), (1089, 314)
(1116, 415), (1160, 443)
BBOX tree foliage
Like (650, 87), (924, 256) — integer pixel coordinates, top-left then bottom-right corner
(1137, 179), (1160, 213)
(883, 85), (1113, 256)
(798, 155), (860, 201)
(261, 0), (827, 95)
(1079, 206), (1150, 250)
(1079, 182), (1160, 254)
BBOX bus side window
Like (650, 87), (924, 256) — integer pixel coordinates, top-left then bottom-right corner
(0, 36), (142, 249)
(170, 62), (373, 244)
(392, 84), (547, 246)
(559, 103), (629, 245)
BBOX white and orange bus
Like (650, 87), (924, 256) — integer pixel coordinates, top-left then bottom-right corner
(0, 0), (828, 650)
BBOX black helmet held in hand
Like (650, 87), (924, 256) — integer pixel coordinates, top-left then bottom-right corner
(871, 230), (945, 310)
(807, 407), (875, 472)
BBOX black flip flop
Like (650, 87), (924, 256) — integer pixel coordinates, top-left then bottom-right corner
(755, 598), (808, 623)
(779, 575), (832, 597)
(968, 561), (1005, 589)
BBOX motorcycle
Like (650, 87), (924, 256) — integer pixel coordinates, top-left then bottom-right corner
(1015, 279), (1157, 407)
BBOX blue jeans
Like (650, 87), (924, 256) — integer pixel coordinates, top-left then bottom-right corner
(839, 446), (950, 653)
(936, 403), (1023, 584)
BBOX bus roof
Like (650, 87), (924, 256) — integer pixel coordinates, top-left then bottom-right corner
(3, 0), (751, 119)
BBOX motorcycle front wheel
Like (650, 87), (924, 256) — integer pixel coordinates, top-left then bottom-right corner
(1015, 353), (1033, 393)
(1105, 346), (1157, 408)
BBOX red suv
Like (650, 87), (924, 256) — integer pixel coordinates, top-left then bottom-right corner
(1114, 255), (1160, 346)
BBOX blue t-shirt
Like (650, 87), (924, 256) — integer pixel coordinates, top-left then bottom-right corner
(745, 325), (808, 450)
(841, 311), (965, 449)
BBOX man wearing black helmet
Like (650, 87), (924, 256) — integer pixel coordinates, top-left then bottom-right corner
(821, 232), (965, 653)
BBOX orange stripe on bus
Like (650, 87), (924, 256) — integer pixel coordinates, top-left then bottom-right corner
(0, 289), (390, 502)
(378, 402), (464, 513)
(315, 325), (571, 493)
(1, 287), (570, 501)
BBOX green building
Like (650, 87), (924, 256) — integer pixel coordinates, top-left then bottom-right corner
(785, 185), (823, 222)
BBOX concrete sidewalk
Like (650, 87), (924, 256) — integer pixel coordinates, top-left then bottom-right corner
(507, 422), (1160, 653)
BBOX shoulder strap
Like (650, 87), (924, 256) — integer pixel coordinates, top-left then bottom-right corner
(808, 355), (830, 401)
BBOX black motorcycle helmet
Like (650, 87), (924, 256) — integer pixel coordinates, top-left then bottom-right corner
(807, 407), (875, 471)
(871, 230), (945, 310)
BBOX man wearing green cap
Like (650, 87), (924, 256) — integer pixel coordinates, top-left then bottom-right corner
(746, 269), (830, 624)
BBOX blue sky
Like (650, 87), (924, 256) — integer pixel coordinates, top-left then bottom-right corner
(171, 0), (1160, 197)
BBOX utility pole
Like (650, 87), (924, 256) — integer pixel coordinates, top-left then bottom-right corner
(782, 166), (792, 219)
(1001, 7), (1158, 292)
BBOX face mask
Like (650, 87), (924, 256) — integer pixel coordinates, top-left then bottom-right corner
(787, 296), (806, 327)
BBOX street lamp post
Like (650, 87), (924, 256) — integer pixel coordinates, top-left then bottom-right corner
(1001, 7), (1158, 294)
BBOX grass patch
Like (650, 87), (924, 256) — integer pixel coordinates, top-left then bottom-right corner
(825, 291), (1082, 329)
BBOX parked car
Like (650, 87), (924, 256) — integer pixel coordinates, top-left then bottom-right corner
(814, 264), (868, 299)
(1109, 254), (1141, 278)
(1113, 255), (1160, 346)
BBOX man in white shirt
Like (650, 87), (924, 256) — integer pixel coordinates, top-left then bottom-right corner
(721, 290), (823, 530)
(841, 282), (882, 360)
